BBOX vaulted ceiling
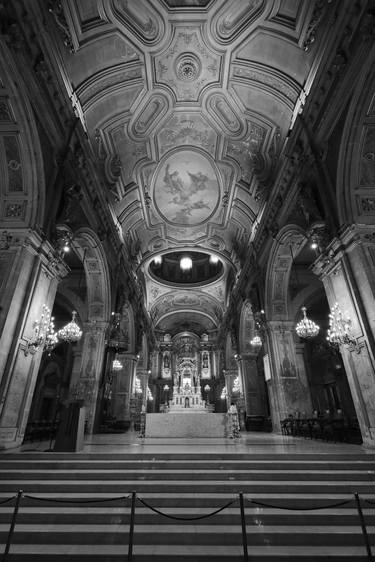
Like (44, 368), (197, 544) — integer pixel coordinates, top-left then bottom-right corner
(61, 0), (322, 336)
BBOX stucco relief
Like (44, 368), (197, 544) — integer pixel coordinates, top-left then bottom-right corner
(213, 0), (264, 43)
(360, 126), (375, 186)
(0, 98), (13, 121)
(153, 26), (221, 101)
(232, 65), (298, 104)
(79, 66), (142, 108)
(131, 94), (168, 137)
(226, 123), (266, 184)
(3, 136), (23, 193)
(157, 113), (216, 157)
(207, 94), (243, 136)
(112, 126), (148, 185)
(111, 0), (162, 44)
(153, 150), (220, 226)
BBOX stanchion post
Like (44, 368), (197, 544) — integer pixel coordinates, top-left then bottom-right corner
(2, 489), (23, 561)
(354, 492), (374, 561)
(128, 491), (136, 562)
(239, 492), (249, 562)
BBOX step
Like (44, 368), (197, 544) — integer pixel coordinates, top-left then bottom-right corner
(0, 450), (374, 560)
(0, 543), (371, 561)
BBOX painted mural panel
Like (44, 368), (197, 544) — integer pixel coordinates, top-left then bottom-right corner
(153, 150), (220, 226)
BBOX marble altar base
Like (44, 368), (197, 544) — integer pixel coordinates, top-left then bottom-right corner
(145, 413), (227, 438)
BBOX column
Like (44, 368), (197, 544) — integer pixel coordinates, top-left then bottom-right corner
(224, 370), (235, 409)
(240, 353), (266, 417)
(313, 225), (375, 447)
(111, 354), (138, 423)
(0, 229), (68, 448)
(267, 320), (312, 432)
(73, 320), (108, 434)
(137, 371), (150, 412)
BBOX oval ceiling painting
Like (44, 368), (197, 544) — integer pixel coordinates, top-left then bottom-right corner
(153, 150), (220, 226)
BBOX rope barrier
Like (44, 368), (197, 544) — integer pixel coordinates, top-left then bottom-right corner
(245, 496), (352, 511)
(23, 494), (130, 504)
(364, 498), (375, 506)
(137, 495), (236, 521)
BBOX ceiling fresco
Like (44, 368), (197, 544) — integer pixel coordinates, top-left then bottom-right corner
(63, 0), (318, 335)
(153, 150), (220, 225)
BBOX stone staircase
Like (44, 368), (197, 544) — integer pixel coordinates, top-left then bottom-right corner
(0, 451), (374, 560)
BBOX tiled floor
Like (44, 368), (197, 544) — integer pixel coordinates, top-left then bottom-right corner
(12, 431), (371, 455)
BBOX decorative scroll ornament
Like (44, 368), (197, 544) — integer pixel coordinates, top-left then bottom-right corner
(295, 307), (320, 339)
(58, 311), (83, 343)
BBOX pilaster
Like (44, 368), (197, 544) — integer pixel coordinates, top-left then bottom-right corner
(267, 320), (312, 431)
(313, 225), (375, 447)
(0, 228), (68, 448)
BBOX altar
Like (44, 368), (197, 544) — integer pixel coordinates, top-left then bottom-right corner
(145, 412), (227, 437)
(168, 382), (206, 412)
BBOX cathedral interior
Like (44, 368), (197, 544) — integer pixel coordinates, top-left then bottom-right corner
(0, 0), (375, 452)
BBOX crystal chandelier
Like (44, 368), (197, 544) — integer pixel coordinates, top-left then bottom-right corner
(44, 315), (59, 353)
(58, 310), (83, 343)
(295, 307), (320, 339)
(250, 334), (262, 349)
(112, 353), (123, 371)
(327, 303), (356, 348)
(25, 305), (58, 355)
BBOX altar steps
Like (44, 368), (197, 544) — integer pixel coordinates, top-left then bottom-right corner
(0, 451), (374, 560)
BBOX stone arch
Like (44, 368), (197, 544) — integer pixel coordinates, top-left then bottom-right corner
(265, 224), (308, 321)
(0, 42), (45, 229)
(58, 226), (111, 433)
(337, 61), (375, 225)
(72, 227), (111, 323)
